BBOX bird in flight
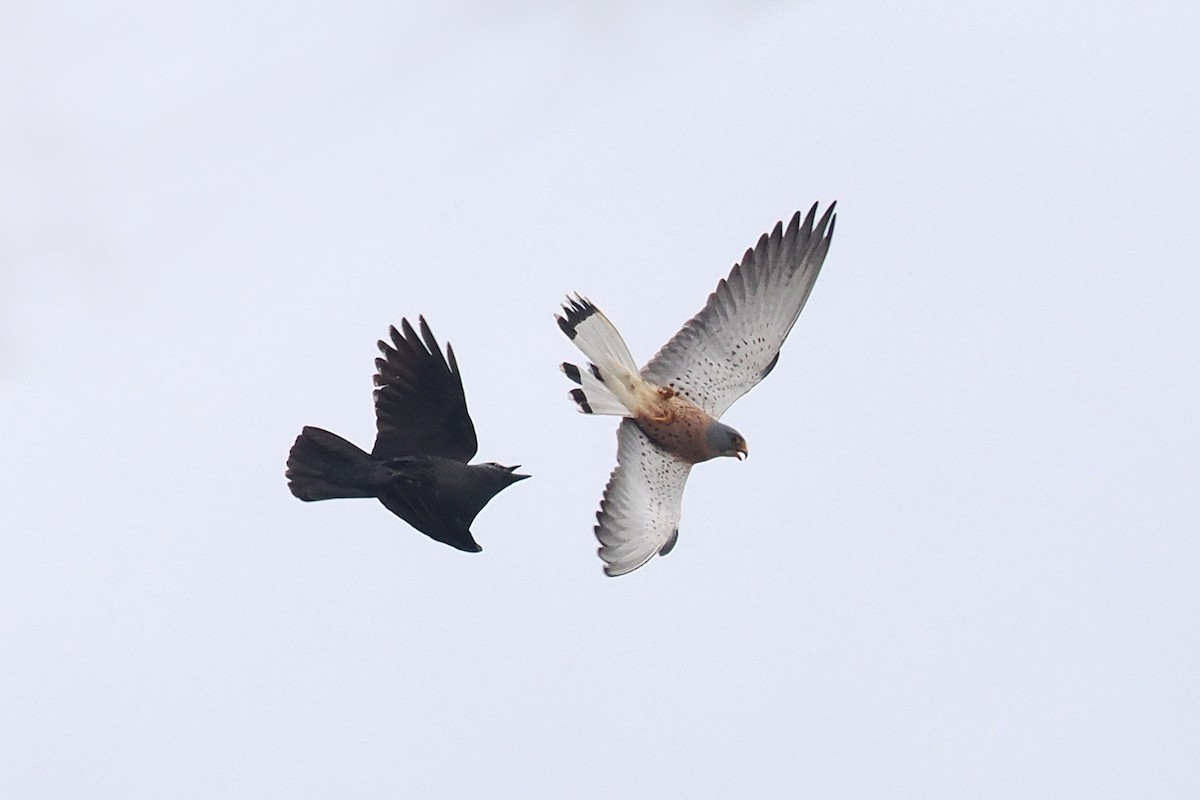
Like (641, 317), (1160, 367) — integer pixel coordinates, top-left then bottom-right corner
(287, 317), (528, 553)
(557, 202), (836, 576)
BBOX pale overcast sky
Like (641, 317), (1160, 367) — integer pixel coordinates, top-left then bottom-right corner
(3, 1), (1198, 797)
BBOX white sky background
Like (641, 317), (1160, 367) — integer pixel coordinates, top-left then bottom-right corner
(2, 0), (1198, 796)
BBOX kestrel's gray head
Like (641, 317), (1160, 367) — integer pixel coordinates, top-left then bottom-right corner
(705, 420), (749, 461)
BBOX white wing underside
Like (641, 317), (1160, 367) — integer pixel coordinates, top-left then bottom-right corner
(642, 202), (836, 419)
(595, 420), (693, 577)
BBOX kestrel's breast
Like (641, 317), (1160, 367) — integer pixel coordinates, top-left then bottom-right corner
(633, 388), (719, 464)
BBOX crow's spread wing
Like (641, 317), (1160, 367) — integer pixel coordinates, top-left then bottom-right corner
(372, 317), (478, 462)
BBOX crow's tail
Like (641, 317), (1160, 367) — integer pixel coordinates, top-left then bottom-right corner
(286, 426), (386, 501)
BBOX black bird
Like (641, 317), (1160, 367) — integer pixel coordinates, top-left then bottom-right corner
(286, 317), (528, 552)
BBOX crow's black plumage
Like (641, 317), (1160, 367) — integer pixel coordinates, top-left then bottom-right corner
(286, 317), (527, 553)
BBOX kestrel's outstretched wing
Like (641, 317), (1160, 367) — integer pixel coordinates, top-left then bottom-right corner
(642, 202), (837, 418)
(594, 420), (693, 576)
(372, 317), (478, 462)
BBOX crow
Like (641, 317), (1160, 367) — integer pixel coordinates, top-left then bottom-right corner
(287, 317), (527, 552)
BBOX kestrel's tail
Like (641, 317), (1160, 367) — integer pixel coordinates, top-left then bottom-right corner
(559, 361), (631, 415)
(556, 295), (651, 417)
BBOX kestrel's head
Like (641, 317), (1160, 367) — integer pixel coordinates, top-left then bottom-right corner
(705, 420), (749, 461)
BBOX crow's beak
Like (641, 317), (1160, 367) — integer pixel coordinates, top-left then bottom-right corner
(506, 465), (531, 481)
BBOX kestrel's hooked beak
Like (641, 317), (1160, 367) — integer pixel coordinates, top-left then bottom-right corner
(735, 441), (749, 461)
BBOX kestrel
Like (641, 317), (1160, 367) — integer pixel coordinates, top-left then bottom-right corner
(557, 202), (836, 576)
(287, 317), (528, 552)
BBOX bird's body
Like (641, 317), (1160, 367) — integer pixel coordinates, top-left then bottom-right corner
(632, 387), (720, 465)
(287, 318), (527, 553)
(558, 202), (836, 575)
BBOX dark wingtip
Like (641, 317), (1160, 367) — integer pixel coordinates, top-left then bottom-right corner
(562, 362), (582, 384)
(815, 201), (837, 241)
(759, 350), (780, 380)
(399, 317), (420, 346)
(658, 527), (680, 556)
(378, 326), (400, 357)
(417, 315), (445, 360)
